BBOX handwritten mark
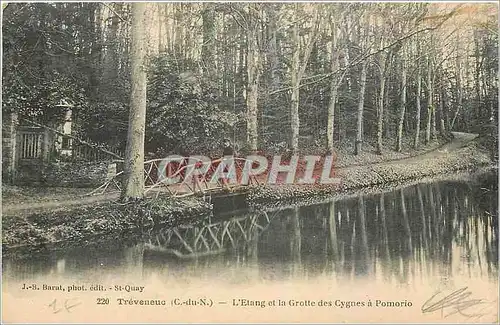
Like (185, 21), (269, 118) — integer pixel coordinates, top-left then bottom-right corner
(421, 287), (493, 320)
(48, 298), (82, 314)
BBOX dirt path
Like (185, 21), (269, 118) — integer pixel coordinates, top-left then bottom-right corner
(401, 132), (478, 160)
(338, 132), (478, 174)
(2, 132), (479, 216)
(2, 193), (120, 216)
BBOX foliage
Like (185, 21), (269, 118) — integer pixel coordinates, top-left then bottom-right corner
(3, 72), (88, 123)
(2, 3), (96, 123)
(76, 78), (131, 151)
(146, 56), (232, 156)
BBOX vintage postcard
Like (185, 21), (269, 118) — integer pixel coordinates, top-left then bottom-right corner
(2, 1), (498, 323)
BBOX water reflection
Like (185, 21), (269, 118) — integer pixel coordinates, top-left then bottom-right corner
(3, 177), (498, 287)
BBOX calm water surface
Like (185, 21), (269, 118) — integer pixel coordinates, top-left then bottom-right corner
(3, 174), (498, 323)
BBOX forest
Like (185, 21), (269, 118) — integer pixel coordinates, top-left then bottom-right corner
(2, 2), (498, 158)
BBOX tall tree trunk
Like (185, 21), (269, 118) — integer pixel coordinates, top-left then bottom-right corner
(473, 30), (482, 121)
(438, 77), (446, 136)
(451, 64), (462, 130)
(340, 26), (351, 143)
(443, 85), (451, 132)
(239, 29), (246, 105)
(145, 4), (158, 58)
(343, 18), (352, 93)
(122, 2), (147, 200)
(327, 85), (338, 153)
(88, 3), (102, 100)
(267, 4), (280, 91)
(221, 14), (228, 98)
(157, 3), (165, 53)
(384, 48), (393, 140)
(327, 20), (341, 153)
(173, 5), (184, 64)
(431, 89), (437, 140)
(396, 49), (407, 152)
(376, 52), (388, 155)
(201, 3), (216, 77)
(414, 44), (422, 149)
(425, 56), (433, 144)
(168, 4), (175, 53)
(355, 62), (367, 155)
(384, 78), (391, 138)
(246, 7), (260, 152)
(264, 6), (280, 142)
(290, 6), (318, 153)
(102, 3), (120, 82)
(290, 16), (301, 153)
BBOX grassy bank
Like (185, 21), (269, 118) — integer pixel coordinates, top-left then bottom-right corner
(248, 167), (497, 212)
(2, 196), (211, 255)
(247, 141), (494, 207)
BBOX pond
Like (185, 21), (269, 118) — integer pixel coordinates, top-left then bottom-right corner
(3, 172), (498, 323)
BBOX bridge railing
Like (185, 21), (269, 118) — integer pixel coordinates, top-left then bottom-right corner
(89, 156), (261, 197)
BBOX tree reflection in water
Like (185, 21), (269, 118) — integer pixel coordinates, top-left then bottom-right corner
(2, 174), (498, 287)
(139, 176), (498, 285)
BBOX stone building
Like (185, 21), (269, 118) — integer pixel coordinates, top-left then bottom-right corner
(2, 109), (73, 184)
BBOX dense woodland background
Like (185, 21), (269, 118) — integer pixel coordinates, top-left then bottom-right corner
(2, 2), (498, 158)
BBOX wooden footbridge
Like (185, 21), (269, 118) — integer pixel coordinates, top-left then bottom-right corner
(90, 157), (263, 198)
(143, 210), (276, 258)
